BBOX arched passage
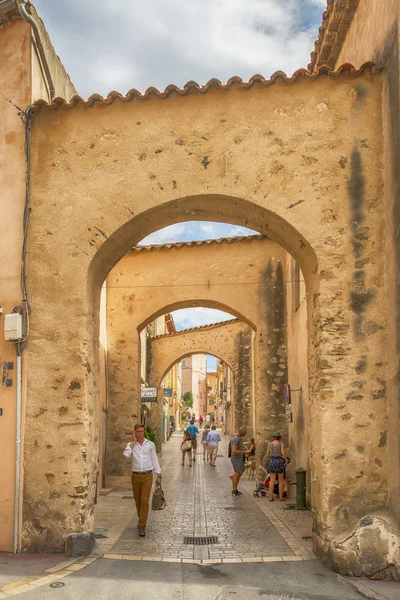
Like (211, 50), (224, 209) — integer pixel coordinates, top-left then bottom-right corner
(147, 319), (254, 443)
(105, 235), (288, 480)
(24, 69), (392, 576)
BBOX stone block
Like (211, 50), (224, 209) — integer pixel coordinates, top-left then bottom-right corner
(65, 532), (96, 557)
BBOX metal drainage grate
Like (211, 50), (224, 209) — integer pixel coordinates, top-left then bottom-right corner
(184, 536), (218, 546)
(122, 496), (133, 499)
(94, 533), (108, 539)
(302, 536), (312, 541)
(224, 506), (244, 511)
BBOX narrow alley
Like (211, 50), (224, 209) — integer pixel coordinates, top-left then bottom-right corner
(94, 432), (313, 563)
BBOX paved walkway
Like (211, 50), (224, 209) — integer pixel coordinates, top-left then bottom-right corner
(95, 432), (314, 563)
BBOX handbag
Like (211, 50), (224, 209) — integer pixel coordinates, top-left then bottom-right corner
(151, 482), (166, 511)
(181, 439), (192, 451)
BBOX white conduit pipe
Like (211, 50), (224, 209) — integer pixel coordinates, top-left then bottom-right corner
(16, 0), (56, 102)
(14, 349), (22, 554)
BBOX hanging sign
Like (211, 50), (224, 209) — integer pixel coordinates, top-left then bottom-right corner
(285, 404), (293, 422)
(163, 388), (173, 397)
(141, 387), (157, 402)
(284, 384), (291, 405)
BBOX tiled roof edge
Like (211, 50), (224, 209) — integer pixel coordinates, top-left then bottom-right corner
(29, 62), (380, 112)
(0, 8), (21, 30)
(308, 1), (360, 72)
(150, 318), (241, 339)
(131, 234), (265, 253)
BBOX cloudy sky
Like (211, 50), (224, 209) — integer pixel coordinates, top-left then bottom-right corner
(34, 0), (325, 98)
(32, 1), (325, 351)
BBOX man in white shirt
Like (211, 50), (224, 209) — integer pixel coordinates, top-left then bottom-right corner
(123, 424), (161, 537)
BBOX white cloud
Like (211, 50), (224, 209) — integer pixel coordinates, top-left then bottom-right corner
(199, 223), (217, 235)
(172, 308), (234, 330)
(228, 226), (255, 237)
(33, 1), (324, 99)
(139, 221), (257, 245)
(139, 223), (187, 245)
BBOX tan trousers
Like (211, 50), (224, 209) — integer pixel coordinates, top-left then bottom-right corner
(131, 472), (153, 527)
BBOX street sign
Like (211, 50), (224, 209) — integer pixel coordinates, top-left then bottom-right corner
(285, 404), (293, 422)
(141, 387), (157, 403)
(284, 384), (291, 405)
(163, 388), (173, 397)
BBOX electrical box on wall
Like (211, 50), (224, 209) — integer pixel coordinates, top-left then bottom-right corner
(4, 313), (23, 341)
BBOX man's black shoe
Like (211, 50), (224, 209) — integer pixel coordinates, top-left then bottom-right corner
(232, 490), (240, 496)
(139, 527), (146, 537)
(236, 490), (243, 495)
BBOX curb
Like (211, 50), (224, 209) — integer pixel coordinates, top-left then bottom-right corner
(0, 555), (102, 598)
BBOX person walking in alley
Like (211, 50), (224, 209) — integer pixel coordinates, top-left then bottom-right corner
(123, 424), (161, 537)
(265, 431), (286, 501)
(201, 425), (210, 461)
(207, 425), (221, 467)
(186, 419), (199, 461)
(230, 426), (251, 496)
(181, 429), (193, 466)
(199, 415), (204, 427)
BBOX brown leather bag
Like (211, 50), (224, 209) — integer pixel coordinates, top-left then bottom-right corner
(151, 483), (166, 511)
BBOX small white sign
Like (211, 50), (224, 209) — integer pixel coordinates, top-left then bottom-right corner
(141, 387), (157, 398)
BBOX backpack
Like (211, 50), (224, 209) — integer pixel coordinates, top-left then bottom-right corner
(228, 439), (232, 458)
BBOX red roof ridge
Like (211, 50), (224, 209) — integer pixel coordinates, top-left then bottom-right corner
(30, 62), (381, 112)
(150, 318), (241, 339)
(131, 234), (265, 253)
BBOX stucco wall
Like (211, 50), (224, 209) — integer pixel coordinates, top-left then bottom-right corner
(23, 69), (393, 575)
(0, 19), (32, 553)
(106, 236), (287, 477)
(0, 8), (76, 552)
(286, 255), (310, 501)
(333, 0), (400, 574)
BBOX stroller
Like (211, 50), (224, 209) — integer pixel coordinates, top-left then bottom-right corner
(253, 457), (290, 498)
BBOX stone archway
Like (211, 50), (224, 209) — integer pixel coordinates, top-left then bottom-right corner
(148, 319), (254, 439)
(105, 235), (287, 481)
(23, 67), (393, 576)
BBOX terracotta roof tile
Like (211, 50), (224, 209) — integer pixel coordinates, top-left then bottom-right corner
(308, 1), (360, 72)
(0, 7), (21, 29)
(150, 318), (240, 339)
(29, 62), (380, 112)
(131, 234), (265, 254)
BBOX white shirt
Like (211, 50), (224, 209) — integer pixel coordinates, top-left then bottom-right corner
(123, 439), (161, 474)
(207, 430), (221, 447)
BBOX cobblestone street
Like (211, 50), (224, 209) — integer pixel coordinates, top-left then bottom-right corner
(94, 432), (313, 563)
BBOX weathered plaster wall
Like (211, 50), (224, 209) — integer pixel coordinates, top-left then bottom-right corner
(106, 236), (287, 479)
(24, 70), (391, 576)
(148, 319), (253, 445)
(0, 8), (76, 552)
(0, 18), (31, 553)
(333, 1), (400, 578)
(286, 255), (310, 501)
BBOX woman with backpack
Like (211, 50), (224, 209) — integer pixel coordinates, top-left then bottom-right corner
(181, 430), (193, 467)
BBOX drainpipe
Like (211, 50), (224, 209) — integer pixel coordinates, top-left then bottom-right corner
(15, 0), (56, 101)
(14, 344), (22, 553)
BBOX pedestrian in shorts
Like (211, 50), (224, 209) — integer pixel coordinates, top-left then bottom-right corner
(207, 425), (221, 467)
(201, 425), (210, 461)
(230, 426), (251, 496)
